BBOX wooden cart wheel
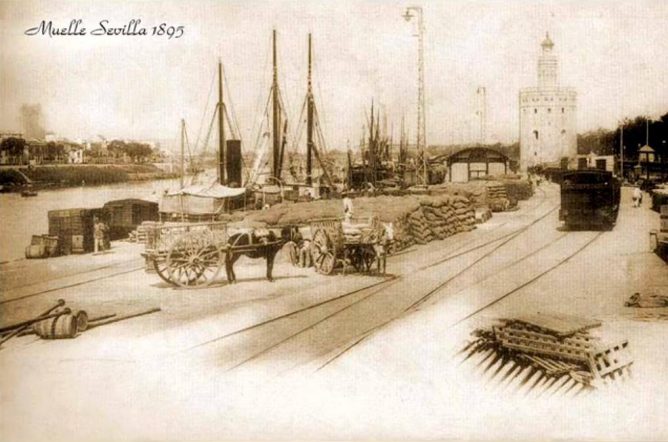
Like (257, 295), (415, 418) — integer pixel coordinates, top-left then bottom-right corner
(312, 229), (336, 274)
(311, 228), (329, 265)
(153, 253), (173, 284)
(166, 231), (223, 287)
(316, 251), (336, 275)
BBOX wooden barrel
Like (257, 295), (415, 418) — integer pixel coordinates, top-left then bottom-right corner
(25, 244), (47, 259)
(75, 310), (88, 332)
(33, 314), (78, 339)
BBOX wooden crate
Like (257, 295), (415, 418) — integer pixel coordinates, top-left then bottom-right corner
(48, 208), (108, 254)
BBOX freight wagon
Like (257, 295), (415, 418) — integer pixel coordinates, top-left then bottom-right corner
(559, 170), (620, 230)
(103, 198), (159, 240)
(48, 208), (110, 255)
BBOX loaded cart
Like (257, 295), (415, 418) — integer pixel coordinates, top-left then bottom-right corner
(142, 221), (230, 287)
(141, 221), (286, 287)
(309, 216), (385, 275)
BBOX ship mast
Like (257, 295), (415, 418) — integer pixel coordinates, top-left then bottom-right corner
(180, 118), (185, 189)
(218, 59), (226, 184)
(306, 33), (314, 187)
(272, 29), (281, 181)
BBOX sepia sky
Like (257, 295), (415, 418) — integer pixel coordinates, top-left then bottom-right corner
(0, 0), (667, 152)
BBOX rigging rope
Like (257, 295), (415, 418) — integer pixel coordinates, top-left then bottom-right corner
(193, 68), (217, 155)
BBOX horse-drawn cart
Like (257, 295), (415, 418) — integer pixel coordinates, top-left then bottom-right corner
(309, 216), (387, 275)
(142, 221), (286, 287)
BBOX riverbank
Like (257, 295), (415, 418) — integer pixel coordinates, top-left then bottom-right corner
(0, 163), (178, 192)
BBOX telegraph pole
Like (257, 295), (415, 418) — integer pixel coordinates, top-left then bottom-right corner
(477, 86), (486, 145)
(403, 6), (427, 186)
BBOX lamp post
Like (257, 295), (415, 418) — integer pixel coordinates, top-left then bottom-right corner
(403, 6), (428, 186)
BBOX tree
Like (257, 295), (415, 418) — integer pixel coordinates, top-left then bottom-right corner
(0, 137), (27, 164)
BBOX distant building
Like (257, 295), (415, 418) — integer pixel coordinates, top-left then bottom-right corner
(638, 144), (656, 163)
(67, 147), (84, 164)
(519, 33), (577, 171)
(575, 151), (615, 172)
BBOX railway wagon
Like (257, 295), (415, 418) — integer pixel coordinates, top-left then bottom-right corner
(103, 198), (159, 240)
(559, 170), (620, 230)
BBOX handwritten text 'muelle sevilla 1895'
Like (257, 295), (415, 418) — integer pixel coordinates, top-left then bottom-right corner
(24, 19), (184, 39)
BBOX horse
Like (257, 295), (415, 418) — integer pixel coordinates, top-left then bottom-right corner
(224, 227), (291, 283)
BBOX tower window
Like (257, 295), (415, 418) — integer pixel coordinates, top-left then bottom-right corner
(533, 130), (539, 140)
(561, 108), (565, 113)
(548, 108), (552, 113)
(534, 109), (538, 114)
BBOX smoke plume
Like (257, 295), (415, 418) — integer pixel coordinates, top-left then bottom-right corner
(20, 104), (46, 140)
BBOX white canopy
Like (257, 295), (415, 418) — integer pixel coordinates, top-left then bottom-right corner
(160, 184), (246, 215)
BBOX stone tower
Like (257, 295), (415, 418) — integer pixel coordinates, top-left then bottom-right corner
(519, 33), (577, 171)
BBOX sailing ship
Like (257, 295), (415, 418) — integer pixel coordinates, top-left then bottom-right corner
(158, 60), (247, 222)
(247, 31), (336, 204)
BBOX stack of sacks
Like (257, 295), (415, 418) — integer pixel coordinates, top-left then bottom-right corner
(502, 179), (534, 203)
(239, 192), (478, 252)
(485, 175), (534, 207)
(486, 181), (511, 212)
(408, 209), (433, 244)
(430, 182), (488, 207)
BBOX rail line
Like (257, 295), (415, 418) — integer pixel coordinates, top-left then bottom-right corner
(226, 200), (572, 373)
(184, 274), (402, 351)
(0, 262), (145, 305)
(317, 230), (604, 372)
(185, 194), (558, 360)
(453, 231), (604, 324)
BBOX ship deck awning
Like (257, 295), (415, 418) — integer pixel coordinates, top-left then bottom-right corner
(160, 184), (247, 215)
(165, 184), (247, 198)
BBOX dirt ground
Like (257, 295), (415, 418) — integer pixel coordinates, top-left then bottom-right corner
(1, 184), (666, 441)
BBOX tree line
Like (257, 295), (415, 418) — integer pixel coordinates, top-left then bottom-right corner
(0, 137), (161, 164)
(577, 112), (668, 160)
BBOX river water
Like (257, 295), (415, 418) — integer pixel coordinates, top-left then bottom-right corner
(0, 178), (181, 263)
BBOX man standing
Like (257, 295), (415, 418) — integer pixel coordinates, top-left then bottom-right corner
(632, 186), (642, 208)
(93, 217), (104, 254)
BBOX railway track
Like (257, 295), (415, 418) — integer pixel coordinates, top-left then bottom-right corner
(0, 259), (145, 305)
(177, 192), (555, 358)
(190, 190), (608, 378)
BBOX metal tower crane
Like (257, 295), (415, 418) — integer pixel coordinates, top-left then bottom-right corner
(403, 6), (428, 186)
